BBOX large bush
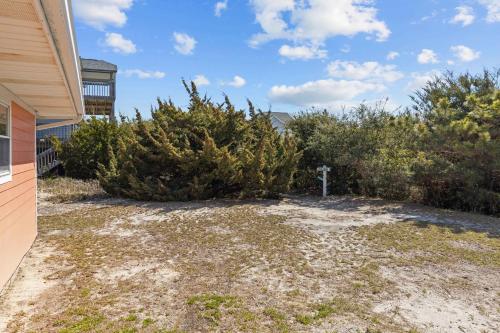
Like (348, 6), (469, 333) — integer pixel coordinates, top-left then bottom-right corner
(97, 83), (301, 201)
(287, 110), (335, 192)
(53, 117), (123, 179)
(411, 70), (500, 214)
(289, 103), (418, 200)
(289, 70), (500, 215)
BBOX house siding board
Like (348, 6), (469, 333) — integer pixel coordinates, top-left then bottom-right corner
(0, 167), (33, 194)
(0, 101), (36, 290)
(0, 177), (35, 207)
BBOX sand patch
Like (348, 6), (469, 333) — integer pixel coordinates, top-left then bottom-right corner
(0, 244), (65, 332)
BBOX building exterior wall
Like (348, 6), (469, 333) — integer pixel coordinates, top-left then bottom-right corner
(0, 102), (37, 290)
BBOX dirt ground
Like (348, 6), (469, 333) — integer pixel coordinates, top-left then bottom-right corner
(0, 184), (499, 332)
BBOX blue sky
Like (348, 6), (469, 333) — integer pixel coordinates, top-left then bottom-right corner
(72, 0), (500, 118)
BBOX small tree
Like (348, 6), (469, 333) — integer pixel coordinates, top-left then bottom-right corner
(53, 117), (123, 179)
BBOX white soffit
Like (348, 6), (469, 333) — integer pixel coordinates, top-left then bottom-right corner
(0, 0), (84, 120)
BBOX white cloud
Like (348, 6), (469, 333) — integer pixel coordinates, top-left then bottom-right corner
(407, 71), (440, 92)
(249, 0), (391, 48)
(268, 79), (385, 106)
(104, 32), (136, 54)
(278, 44), (327, 60)
(73, 0), (133, 30)
(215, 0), (228, 17)
(120, 69), (165, 79)
(386, 51), (399, 60)
(451, 45), (480, 62)
(327, 60), (404, 83)
(193, 75), (210, 86)
(417, 49), (438, 64)
(249, 0), (294, 45)
(225, 75), (247, 88)
(340, 45), (351, 53)
(417, 10), (439, 23)
(478, 0), (500, 23)
(173, 32), (197, 55)
(451, 6), (475, 26)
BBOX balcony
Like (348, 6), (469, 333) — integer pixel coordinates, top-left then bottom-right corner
(81, 58), (117, 118)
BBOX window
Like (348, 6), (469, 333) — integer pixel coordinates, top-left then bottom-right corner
(0, 102), (10, 180)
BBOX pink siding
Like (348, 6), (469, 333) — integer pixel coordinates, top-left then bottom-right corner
(0, 102), (37, 290)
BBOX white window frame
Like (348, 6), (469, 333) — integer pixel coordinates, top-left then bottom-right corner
(0, 100), (12, 185)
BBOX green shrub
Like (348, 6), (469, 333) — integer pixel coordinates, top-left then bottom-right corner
(288, 70), (500, 215)
(289, 102), (418, 198)
(53, 117), (124, 179)
(287, 110), (335, 192)
(411, 70), (500, 214)
(98, 82), (301, 201)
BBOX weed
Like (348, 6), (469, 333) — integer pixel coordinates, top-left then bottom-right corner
(142, 318), (154, 328)
(187, 294), (239, 324)
(295, 298), (361, 326)
(124, 314), (137, 322)
(295, 314), (314, 325)
(59, 314), (104, 333)
(263, 308), (289, 332)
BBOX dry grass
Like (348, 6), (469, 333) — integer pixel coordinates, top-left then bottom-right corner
(38, 177), (107, 203)
(6, 205), (407, 332)
(2, 180), (499, 332)
(357, 221), (500, 267)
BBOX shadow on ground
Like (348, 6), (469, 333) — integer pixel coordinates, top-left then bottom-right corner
(54, 193), (499, 238)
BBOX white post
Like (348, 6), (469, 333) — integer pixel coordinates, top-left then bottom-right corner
(317, 165), (331, 198)
(322, 168), (327, 197)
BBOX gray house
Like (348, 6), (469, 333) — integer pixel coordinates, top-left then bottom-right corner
(270, 112), (293, 134)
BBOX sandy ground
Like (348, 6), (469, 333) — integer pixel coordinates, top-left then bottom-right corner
(0, 192), (499, 332)
(264, 196), (499, 332)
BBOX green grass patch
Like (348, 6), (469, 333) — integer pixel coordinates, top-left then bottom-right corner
(263, 307), (289, 332)
(59, 314), (104, 333)
(295, 297), (359, 325)
(123, 314), (137, 322)
(142, 318), (154, 328)
(187, 294), (239, 324)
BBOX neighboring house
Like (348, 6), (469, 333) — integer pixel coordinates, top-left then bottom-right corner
(270, 112), (293, 134)
(0, 0), (84, 290)
(80, 58), (117, 120)
(36, 58), (116, 141)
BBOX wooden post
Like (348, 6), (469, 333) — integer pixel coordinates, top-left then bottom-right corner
(317, 165), (331, 198)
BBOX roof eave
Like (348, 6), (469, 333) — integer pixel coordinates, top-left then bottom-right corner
(35, 0), (84, 121)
